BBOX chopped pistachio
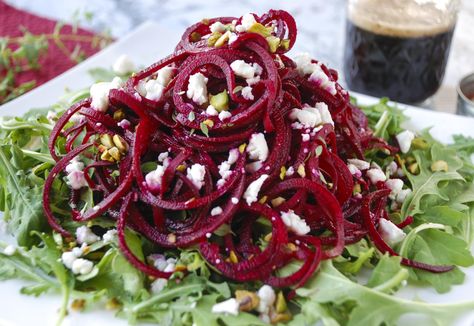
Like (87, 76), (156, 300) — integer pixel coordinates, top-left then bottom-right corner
(266, 36), (280, 53)
(271, 312), (292, 324)
(276, 291), (288, 313)
(235, 290), (260, 312)
(286, 243), (297, 252)
(201, 18), (210, 25)
(100, 150), (114, 163)
(100, 134), (114, 148)
(239, 143), (247, 153)
(408, 162), (419, 174)
(167, 233), (177, 243)
(209, 90), (229, 111)
(176, 164), (186, 172)
(71, 299), (85, 311)
(297, 164), (306, 177)
(271, 197), (286, 207)
(98, 144), (108, 153)
(207, 32), (222, 46)
(214, 31), (231, 47)
(200, 122), (209, 137)
(175, 264), (187, 272)
(353, 183), (361, 194)
(188, 111), (196, 122)
(405, 156), (416, 164)
(411, 137), (429, 150)
(108, 147), (121, 161)
(190, 32), (202, 42)
(279, 166), (287, 180)
(259, 195), (268, 204)
(203, 119), (214, 128)
(229, 250), (239, 264)
(248, 23), (272, 37)
(105, 298), (121, 310)
(113, 135), (128, 153)
(264, 232), (272, 242)
(113, 109), (125, 121)
(431, 160), (449, 172)
(280, 39), (290, 50)
(233, 85), (244, 94)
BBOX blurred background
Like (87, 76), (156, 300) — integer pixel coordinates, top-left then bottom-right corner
(3, 0), (474, 112)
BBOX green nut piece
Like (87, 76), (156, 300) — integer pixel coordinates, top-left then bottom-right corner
(408, 162), (419, 174)
(209, 90), (229, 112)
(108, 147), (121, 161)
(247, 23), (272, 37)
(113, 134), (128, 153)
(113, 109), (125, 121)
(276, 291), (287, 313)
(431, 160), (449, 172)
(207, 32), (222, 47)
(266, 36), (280, 53)
(214, 31), (231, 47)
(100, 134), (114, 148)
(412, 137), (429, 150)
(190, 32), (202, 42)
(280, 39), (290, 50)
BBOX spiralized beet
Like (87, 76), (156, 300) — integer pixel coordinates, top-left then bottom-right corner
(44, 10), (453, 289)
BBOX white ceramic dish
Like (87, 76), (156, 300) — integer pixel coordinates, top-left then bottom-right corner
(0, 21), (473, 326)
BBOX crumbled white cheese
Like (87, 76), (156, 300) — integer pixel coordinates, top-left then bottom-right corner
(65, 158), (88, 190)
(186, 72), (208, 105)
(90, 77), (123, 112)
(385, 179), (404, 199)
(314, 102), (334, 126)
(150, 278), (168, 294)
(212, 298), (240, 316)
(366, 168), (387, 184)
(396, 130), (415, 154)
(210, 21), (227, 33)
(218, 110), (232, 121)
(112, 54), (135, 75)
(71, 258), (94, 275)
(247, 133), (269, 162)
(231, 197), (239, 204)
(143, 79), (165, 101)
(76, 226), (100, 245)
(206, 105), (219, 116)
(280, 210), (311, 235)
(211, 206), (223, 216)
(61, 251), (79, 269)
(286, 166), (295, 176)
(289, 106), (322, 128)
(145, 165), (166, 192)
(228, 32), (238, 44)
(293, 53), (336, 95)
(347, 164), (362, 178)
(118, 119), (131, 129)
(150, 255), (176, 272)
(301, 133), (310, 142)
(257, 285), (276, 314)
(378, 218), (406, 246)
(230, 60), (262, 85)
(347, 159), (370, 170)
(186, 164), (206, 190)
(235, 13), (257, 32)
(3, 244), (16, 256)
(386, 161), (398, 176)
(243, 174), (269, 205)
(227, 148), (239, 165)
(102, 229), (117, 243)
(156, 67), (174, 87)
(396, 188), (412, 203)
(158, 152), (169, 163)
(241, 86), (254, 100)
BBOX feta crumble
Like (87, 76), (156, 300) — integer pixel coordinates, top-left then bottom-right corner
(112, 54), (135, 75)
(347, 164), (362, 178)
(378, 218), (406, 246)
(293, 53), (336, 95)
(210, 21), (227, 33)
(218, 110), (232, 121)
(247, 133), (269, 162)
(385, 179), (404, 199)
(257, 285), (276, 314)
(65, 158), (88, 190)
(90, 77), (123, 112)
(212, 298), (240, 316)
(145, 165), (166, 192)
(243, 174), (269, 205)
(396, 130), (415, 154)
(3, 244), (16, 256)
(230, 60), (262, 85)
(150, 278), (168, 294)
(280, 210), (311, 235)
(102, 229), (117, 243)
(76, 226), (100, 245)
(396, 188), (412, 203)
(211, 206), (223, 216)
(235, 13), (257, 32)
(206, 105), (219, 116)
(186, 72), (209, 105)
(289, 106), (322, 128)
(71, 258), (94, 275)
(186, 164), (206, 190)
(366, 168), (387, 184)
(241, 86), (254, 100)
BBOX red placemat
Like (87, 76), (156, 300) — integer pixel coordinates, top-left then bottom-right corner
(0, 1), (110, 91)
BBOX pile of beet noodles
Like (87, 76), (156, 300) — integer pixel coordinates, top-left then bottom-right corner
(43, 10), (452, 290)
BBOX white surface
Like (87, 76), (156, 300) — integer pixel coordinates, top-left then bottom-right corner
(0, 22), (474, 326)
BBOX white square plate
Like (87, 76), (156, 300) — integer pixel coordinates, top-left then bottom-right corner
(0, 21), (473, 326)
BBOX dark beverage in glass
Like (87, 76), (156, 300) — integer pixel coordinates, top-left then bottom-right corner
(344, 0), (459, 104)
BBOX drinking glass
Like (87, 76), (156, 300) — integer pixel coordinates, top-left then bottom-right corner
(343, 0), (460, 104)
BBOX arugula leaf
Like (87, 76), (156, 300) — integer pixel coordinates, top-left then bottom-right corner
(366, 255), (408, 293)
(297, 261), (474, 326)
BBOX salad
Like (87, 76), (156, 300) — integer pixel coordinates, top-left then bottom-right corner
(1, 10), (474, 326)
